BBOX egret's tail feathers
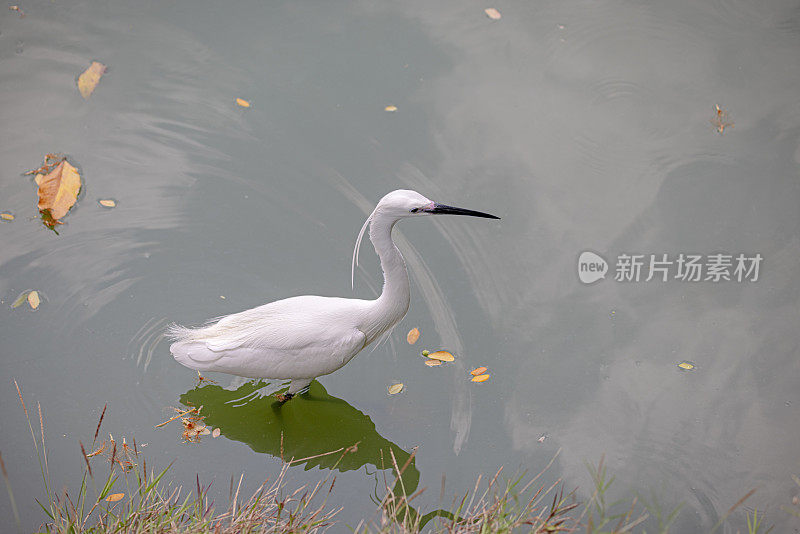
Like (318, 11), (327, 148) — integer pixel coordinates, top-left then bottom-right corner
(166, 321), (225, 343)
(167, 317), (258, 354)
(167, 324), (225, 371)
(165, 323), (198, 342)
(171, 339), (224, 363)
(167, 322), (245, 372)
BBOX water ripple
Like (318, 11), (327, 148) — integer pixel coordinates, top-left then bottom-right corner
(128, 316), (170, 372)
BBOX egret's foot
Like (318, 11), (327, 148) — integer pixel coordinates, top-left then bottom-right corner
(195, 371), (217, 387)
(275, 392), (293, 403)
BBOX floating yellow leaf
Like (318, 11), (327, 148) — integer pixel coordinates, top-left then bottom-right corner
(471, 374), (490, 383)
(105, 493), (124, 502)
(428, 350), (454, 362)
(388, 383), (404, 395)
(471, 366), (488, 376)
(36, 159), (81, 228)
(406, 327), (420, 344)
(384, 105), (397, 112)
(484, 8), (501, 20)
(98, 199), (116, 208)
(212, 428), (220, 438)
(677, 361), (696, 371)
(27, 290), (40, 309)
(424, 359), (442, 367)
(236, 98), (251, 108)
(78, 61), (107, 99)
(0, 212), (14, 221)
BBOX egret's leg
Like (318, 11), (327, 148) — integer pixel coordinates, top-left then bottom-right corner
(287, 378), (313, 395)
(275, 378), (313, 402)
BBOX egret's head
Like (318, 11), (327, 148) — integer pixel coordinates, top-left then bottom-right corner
(374, 189), (433, 218)
(352, 189), (500, 288)
(375, 189), (500, 220)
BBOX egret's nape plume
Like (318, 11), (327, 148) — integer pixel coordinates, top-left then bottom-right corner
(351, 207), (375, 289)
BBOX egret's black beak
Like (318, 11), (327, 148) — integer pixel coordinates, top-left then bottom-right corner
(424, 203), (500, 219)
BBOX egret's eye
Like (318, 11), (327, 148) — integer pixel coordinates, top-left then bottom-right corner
(410, 207), (420, 213)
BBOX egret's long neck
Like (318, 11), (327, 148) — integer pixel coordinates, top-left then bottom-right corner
(364, 214), (410, 343)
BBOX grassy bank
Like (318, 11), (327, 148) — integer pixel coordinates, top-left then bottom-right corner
(2, 382), (789, 533)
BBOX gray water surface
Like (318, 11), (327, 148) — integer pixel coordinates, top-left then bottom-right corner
(1, 1), (799, 531)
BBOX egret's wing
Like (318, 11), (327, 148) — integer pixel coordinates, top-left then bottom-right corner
(169, 296), (370, 377)
(199, 297), (366, 347)
(171, 327), (367, 379)
(206, 337), (246, 352)
(170, 341), (223, 363)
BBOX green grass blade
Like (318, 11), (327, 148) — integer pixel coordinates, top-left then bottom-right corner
(35, 498), (54, 520)
(98, 474), (118, 501)
(143, 461), (174, 495)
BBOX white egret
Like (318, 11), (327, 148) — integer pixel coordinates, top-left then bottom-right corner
(168, 189), (499, 401)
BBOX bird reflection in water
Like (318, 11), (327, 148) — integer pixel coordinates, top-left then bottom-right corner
(180, 380), (461, 528)
(180, 380), (419, 490)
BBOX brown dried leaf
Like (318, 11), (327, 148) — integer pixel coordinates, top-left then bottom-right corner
(428, 350), (455, 362)
(406, 327), (420, 344)
(0, 212), (14, 221)
(384, 105), (398, 112)
(212, 428), (220, 438)
(181, 417), (201, 430)
(78, 62), (107, 99)
(710, 104), (733, 134)
(424, 359), (442, 367)
(236, 98), (251, 108)
(98, 199), (116, 208)
(37, 159), (81, 227)
(27, 290), (40, 309)
(471, 374), (490, 383)
(471, 366), (488, 376)
(105, 493), (124, 502)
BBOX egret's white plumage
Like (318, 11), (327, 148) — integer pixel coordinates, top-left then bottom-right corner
(168, 189), (499, 399)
